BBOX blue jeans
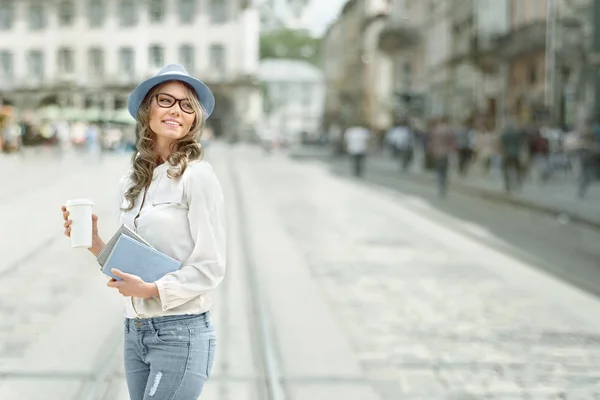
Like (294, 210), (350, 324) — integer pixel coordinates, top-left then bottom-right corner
(124, 312), (216, 400)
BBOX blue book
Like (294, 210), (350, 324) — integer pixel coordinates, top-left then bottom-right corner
(96, 224), (152, 268)
(101, 234), (182, 282)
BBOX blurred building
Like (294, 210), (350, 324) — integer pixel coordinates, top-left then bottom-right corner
(324, 0), (593, 131)
(322, 0), (392, 132)
(259, 0), (310, 32)
(494, 0), (590, 127)
(258, 58), (324, 142)
(379, 0), (423, 119)
(379, 0), (508, 127)
(0, 0), (261, 138)
(362, 2), (394, 134)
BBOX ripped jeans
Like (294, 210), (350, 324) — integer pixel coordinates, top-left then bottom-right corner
(123, 312), (216, 400)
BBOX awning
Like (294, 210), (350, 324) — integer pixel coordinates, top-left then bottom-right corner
(110, 109), (136, 125)
(38, 105), (61, 120)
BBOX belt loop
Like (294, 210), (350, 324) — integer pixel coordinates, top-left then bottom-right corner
(124, 319), (130, 333)
(147, 319), (156, 333)
(204, 311), (210, 328)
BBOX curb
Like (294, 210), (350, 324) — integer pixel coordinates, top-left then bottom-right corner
(289, 150), (600, 231)
(398, 170), (600, 230)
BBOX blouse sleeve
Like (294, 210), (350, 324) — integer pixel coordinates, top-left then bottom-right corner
(154, 162), (226, 311)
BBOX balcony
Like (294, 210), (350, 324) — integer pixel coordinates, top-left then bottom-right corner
(447, 34), (477, 67)
(377, 19), (420, 54)
(444, 35), (501, 73)
(13, 77), (46, 91)
(54, 72), (78, 86)
(494, 20), (547, 59)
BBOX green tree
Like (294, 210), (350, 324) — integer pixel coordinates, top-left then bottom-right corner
(260, 28), (321, 65)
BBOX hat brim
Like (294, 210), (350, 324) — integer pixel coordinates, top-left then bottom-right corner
(127, 73), (215, 119)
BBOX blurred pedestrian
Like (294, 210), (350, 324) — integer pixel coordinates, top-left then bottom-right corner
(526, 122), (550, 183)
(70, 121), (87, 154)
(474, 122), (498, 176)
(455, 118), (475, 176)
(86, 123), (102, 162)
(572, 120), (598, 198)
(1, 117), (22, 154)
(61, 64), (224, 400)
(54, 119), (71, 157)
(345, 122), (371, 177)
(500, 116), (526, 193)
(386, 118), (414, 171)
(429, 117), (455, 197)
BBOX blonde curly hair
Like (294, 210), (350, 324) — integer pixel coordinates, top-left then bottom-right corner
(123, 81), (206, 211)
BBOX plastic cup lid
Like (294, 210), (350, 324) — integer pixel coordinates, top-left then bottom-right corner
(65, 198), (94, 207)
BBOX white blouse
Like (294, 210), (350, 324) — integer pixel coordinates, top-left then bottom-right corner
(118, 160), (226, 319)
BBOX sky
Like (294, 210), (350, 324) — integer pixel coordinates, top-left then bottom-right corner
(303, 0), (347, 37)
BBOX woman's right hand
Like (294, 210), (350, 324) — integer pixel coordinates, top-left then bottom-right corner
(61, 205), (72, 238)
(61, 206), (105, 256)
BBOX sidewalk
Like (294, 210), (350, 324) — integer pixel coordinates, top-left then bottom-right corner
(290, 145), (600, 229)
(249, 144), (600, 398)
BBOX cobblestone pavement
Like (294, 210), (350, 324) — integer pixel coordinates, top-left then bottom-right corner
(0, 150), (127, 399)
(311, 148), (600, 301)
(4, 145), (600, 399)
(237, 145), (600, 399)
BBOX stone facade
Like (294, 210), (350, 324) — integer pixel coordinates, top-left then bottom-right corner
(322, 0), (393, 131)
(323, 0), (593, 131)
(0, 0), (262, 137)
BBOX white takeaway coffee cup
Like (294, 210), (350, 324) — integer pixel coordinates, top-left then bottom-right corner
(65, 198), (94, 248)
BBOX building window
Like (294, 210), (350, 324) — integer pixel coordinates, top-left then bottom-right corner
(89, 47), (104, 77)
(528, 64), (537, 85)
(58, 1), (75, 26)
(209, 44), (225, 72)
(179, 45), (195, 73)
(0, 51), (12, 79)
(119, 47), (135, 77)
(88, 0), (105, 28)
(119, 0), (137, 27)
(0, 0), (14, 30)
(29, 3), (46, 30)
(301, 83), (311, 106)
(115, 96), (127, 109)
(209, 0), (227, 24)
(149, 45), (164, 69)
(57, 47), (75, 74)
(28, 50), (44, 80)
(513, 0), (524, 26)
(180, 0), (195, 24)
(149, 0), (164, 23)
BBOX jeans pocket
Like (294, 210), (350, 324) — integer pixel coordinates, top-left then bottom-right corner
(206, 338), (216, 377)
(155, 327), (190, 347)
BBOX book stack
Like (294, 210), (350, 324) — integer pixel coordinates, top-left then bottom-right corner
(97, 225), (181, 282)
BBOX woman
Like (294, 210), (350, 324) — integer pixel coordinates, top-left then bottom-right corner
(61, 64), (226, 399)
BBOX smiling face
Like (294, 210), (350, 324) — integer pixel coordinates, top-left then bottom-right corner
(148, 81), (197, 144)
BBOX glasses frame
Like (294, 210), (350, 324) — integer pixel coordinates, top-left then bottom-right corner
(153, 93), (195, 114)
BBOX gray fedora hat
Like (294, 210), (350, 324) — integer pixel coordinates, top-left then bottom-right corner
(127, 64), (215, 119)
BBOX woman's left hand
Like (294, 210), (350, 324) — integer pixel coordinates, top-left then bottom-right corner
(107, 269), (159, 299)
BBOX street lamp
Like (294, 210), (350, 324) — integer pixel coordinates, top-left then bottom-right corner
(544, 0), (557, 121)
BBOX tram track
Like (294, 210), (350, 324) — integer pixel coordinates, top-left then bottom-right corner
(223, 152), (287, 400)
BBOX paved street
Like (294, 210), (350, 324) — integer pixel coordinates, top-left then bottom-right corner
(298, 148), (600, 299)
(1, 142), (600, 399)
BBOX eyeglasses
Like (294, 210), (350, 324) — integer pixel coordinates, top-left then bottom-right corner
(154, 93), (195, 114)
